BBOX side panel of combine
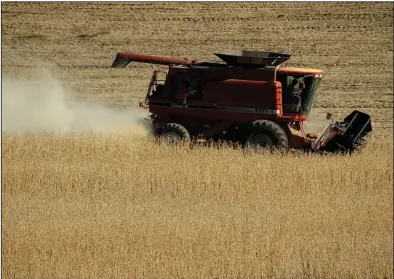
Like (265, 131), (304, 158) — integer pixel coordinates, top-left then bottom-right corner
(202, 80), (281, 114)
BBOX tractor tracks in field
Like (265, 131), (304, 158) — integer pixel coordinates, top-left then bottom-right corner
(148, 11), (392, 25)
(315, 102), (393, 109)
(3, 2), (391, 28)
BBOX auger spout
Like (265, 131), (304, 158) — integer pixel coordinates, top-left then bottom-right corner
(111, 52), (196, 68)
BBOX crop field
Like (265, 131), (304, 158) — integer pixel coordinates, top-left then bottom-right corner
(1, 2), (393, 279)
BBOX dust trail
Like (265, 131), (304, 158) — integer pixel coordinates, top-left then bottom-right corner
(2, 72), (151, 135)
(303, 109), (332, 134)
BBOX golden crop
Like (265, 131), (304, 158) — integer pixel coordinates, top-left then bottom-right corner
(2, 131), (392, 279)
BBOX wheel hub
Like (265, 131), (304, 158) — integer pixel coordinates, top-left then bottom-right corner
(250, 134), (274, 148)
(163, 132), (181, 142)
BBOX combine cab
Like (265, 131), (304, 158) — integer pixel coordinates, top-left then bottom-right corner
(111, 50), (372, 153)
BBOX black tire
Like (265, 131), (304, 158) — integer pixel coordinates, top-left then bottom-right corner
(246, 120), (288, 150)
(160, 123), (191, 143)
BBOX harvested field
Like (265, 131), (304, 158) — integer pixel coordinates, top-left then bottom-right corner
(1, 2), (393, 279)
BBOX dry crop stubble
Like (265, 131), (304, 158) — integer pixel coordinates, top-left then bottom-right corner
(2, 2), (392, 124)
(2, 132), (393, 279)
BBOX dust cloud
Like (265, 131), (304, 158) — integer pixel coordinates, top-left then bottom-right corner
(2, 73), (151, 135)
(303, 110), (332, 134)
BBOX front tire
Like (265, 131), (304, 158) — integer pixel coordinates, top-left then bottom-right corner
(160, 123), (191, 143)
(246, 120), (288, 150)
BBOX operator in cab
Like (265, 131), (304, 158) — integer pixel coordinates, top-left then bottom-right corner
(287, 78), (304, 113)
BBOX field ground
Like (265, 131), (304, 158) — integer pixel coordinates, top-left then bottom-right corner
(2, 2), (393, 279)
(2, 2), (393, 132)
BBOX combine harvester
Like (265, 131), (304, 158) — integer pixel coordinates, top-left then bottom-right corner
(111, 50), (372, 153)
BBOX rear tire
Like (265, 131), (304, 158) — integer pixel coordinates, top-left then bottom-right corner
(160, 123), (191, 143)
(246, 120), (288, 150)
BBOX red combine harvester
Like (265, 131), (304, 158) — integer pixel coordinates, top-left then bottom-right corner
(111, 50), (372, 153)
